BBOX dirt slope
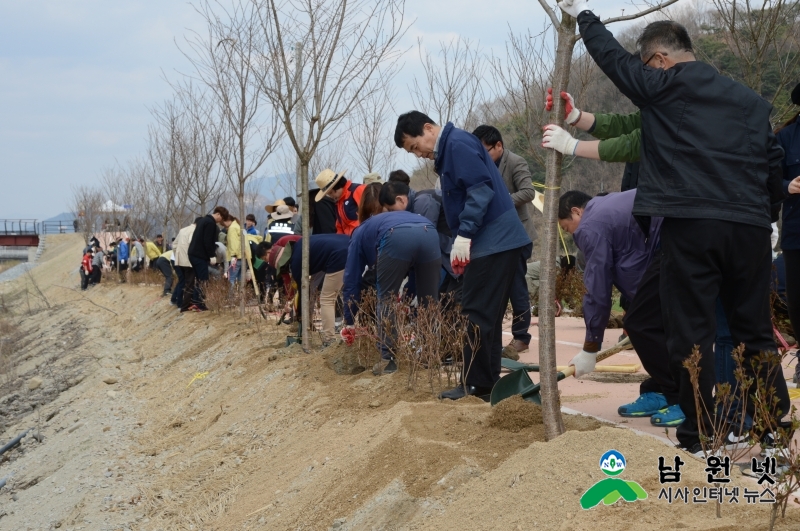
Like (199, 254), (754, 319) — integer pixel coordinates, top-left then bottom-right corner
(0, 234), (798, 531)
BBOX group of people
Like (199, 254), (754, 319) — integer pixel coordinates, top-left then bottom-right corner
(541, 0), (800, 456)
(78, 3), (800, 457)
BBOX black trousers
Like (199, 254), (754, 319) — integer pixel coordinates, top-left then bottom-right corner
(80, 269), (90, 290)
(623, 252), (679, 405)
(660, 218), (789, 448)
(510, 253), (532, 344)
(784, 249), (800, 347)
(461, 245), (528, 388)
(181, 257), (210, 311)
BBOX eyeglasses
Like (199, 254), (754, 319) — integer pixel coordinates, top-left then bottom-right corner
(642, 51), (668, 66)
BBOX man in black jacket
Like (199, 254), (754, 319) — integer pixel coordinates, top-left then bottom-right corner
(181, 206), (228, 312)
(560, 1), (788, 454)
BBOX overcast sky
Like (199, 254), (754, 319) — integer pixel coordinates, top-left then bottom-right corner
(0, 0), (637, 220)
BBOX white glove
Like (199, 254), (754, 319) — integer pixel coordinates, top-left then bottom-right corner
(450, 236), (471, 275)
(558, 0), (590, 18)
(569, 349), (597, 378)
(542, 125), (579, 156)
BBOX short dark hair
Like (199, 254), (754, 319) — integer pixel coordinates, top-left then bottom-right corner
(194, 217), (203, 224)
(212, 206), (231, 221)
(282, 197), (297, 207)
(472, 125), (503, 147)
(379, 181), (410, 207)
(255, 241), (272, 259)
(246, 213), (257, 223)
(394, 111), (437, 148)
(332, 177), (347, 191)
(388, 170), (411, 185)
(637, 20), (693, 61)
(558, 191), (592, 220)
(155, 234), (163, 239)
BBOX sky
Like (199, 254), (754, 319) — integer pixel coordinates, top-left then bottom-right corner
(0, 0), (638, 220)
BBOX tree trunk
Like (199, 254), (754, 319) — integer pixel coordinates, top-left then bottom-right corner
(238, 191), (247, 317)
(539, 14), (578, 441)
(300, 159), (311, 352)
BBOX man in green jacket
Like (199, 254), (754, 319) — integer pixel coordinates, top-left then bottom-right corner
(543, 88), (641, 190)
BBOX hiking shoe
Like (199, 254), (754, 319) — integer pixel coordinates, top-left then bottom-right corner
(617, 392), (667, 417)
(372, 358), (397, 376)
(651, 405), (685, 427)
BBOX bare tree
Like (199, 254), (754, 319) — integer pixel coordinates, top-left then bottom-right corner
(174, 82), (229, 217)
(534, 0), (680, 440)
(708, 0), (800, 121)
(410, 37), (487, 131)
(69, 184), (104, 244)
(148, 98), (191, 249)
(349, 84), (398, 178)
(184, 0), (283, 315)
(255, 0), (408, 348)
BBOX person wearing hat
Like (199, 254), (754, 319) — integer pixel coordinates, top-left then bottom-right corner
(362, 172), (383, 185)
(282, 197), (301, 225)
(314, 169), (365, 236)
(776, 82), (800, 383)
(266, 205), (296, 243)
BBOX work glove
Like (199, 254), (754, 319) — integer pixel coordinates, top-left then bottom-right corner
(557, 0), (591, 19)
(569, 349), (597, 378)
(340, 325), (356, 346)
(542, 124), (579, 156)
(545, 88), (581, 125)
(450, 236), (471, 275)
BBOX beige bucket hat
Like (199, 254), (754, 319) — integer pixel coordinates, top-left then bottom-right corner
(314, 169), (348, 202)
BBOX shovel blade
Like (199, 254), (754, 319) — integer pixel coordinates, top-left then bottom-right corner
(490, 369), (542, 406)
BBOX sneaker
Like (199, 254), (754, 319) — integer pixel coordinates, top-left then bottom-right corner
(651, 404), (685, 427)
(162, 291), (171, 297)
(617, 392), (668, 417)
(721, 430), (751, 451)
(372, 358), (397, 376)
(678, 442), (706, 458)
(760, 426), (795, 459)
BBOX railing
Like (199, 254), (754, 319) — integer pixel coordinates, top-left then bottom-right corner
(41, 220), (76, 234)
(0, 219), (38, 236)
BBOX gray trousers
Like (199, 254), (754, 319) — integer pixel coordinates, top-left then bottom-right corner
(155, 257), (174, 294)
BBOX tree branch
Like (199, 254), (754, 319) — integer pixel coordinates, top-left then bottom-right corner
(602, 0), (681, 25)
(537, 0), (561, 27)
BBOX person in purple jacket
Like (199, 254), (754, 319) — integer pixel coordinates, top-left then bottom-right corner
(557, 190), (680, 421)
(395, 111), (532, 401)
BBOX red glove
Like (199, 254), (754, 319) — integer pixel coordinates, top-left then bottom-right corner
(544, 88), (580, 124)
(340, 326), (356, 346)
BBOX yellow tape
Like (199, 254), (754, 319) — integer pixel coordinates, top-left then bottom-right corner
(789, 388), (800, 401)
(186, 371), (210, 388)
(532, 182), (561, 191)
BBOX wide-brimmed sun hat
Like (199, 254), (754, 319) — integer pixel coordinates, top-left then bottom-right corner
(270, 204), (294, 221)
(314, 169), (348, 202)
(265, 199), (286, 214)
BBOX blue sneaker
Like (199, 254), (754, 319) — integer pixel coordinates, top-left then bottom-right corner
(617, 392), (667, 417)
(651, 405), (685, 427)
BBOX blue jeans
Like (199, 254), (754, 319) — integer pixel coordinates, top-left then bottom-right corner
(228, 260), (242, 289)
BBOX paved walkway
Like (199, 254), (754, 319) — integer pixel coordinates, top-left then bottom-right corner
(503, 316), (798, 443)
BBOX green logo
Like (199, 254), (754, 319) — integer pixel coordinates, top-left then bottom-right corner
(580, 450), (648, 509)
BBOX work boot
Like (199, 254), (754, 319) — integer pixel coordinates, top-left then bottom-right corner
(502, 339), (528, 361)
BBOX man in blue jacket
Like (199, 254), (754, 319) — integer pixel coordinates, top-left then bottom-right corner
(117, 237), (130, 282)
(394, 111), (532, 401)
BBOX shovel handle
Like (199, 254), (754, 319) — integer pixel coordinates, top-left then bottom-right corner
(567, 337), (632, 377)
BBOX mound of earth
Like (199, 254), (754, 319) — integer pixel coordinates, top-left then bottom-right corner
(0, 234), (797, 531)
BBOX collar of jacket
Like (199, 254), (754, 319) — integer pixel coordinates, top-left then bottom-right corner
(433, 122), (455, 173)
(496, 148), (508, 171)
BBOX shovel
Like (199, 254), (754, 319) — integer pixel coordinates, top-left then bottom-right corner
(490, 336), (632, 406)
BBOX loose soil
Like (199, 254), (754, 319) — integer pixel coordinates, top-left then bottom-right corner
(0, 234), (798, 531)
